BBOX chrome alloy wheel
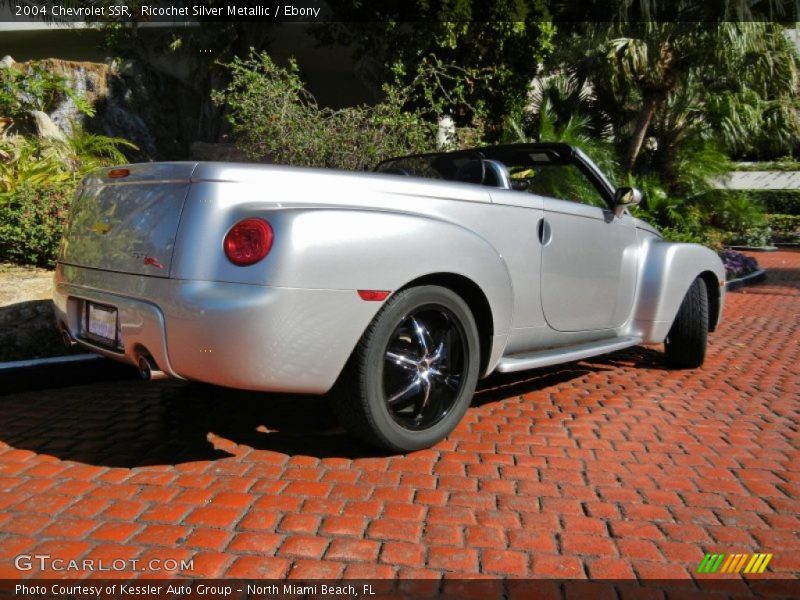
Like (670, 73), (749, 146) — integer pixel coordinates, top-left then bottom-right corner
(382, 306), (467, 430)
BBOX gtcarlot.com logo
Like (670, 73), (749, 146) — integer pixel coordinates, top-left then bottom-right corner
(15, 554), (194, 572)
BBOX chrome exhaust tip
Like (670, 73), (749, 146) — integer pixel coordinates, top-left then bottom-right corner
(60, 328), (77, 351)
(137, 354), (167, 381)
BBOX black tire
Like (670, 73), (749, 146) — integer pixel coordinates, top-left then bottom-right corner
(332, 286), (480, 452)
(664, 277), (709, 369)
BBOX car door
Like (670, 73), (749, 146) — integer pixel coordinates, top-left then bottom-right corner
(535, 161), (638, 332)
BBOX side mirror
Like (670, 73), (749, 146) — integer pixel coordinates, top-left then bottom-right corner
(613, 186), (642, 218)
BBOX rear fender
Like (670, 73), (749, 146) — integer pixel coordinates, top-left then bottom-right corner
(279, 208), (515, 337)
(173, 204), (514, 364)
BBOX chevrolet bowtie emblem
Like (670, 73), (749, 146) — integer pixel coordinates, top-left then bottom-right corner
(92, 221), (113, 234)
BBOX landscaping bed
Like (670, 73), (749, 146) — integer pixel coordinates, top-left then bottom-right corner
(0, 263), (65, 361)
(721, 248), (761, 280)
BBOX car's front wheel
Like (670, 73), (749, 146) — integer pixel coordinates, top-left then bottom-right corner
(665, 277), (709, 369)
(332, 286), (480, 452)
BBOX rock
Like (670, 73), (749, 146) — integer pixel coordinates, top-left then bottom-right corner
(30, 110), (67, 143)
(0, 55), (14, 69)
(118, 59), (136, 76)
(48, 62), (109, 136)
(19, 57), (201, 160)
(190, 142), (248, 162)
(0, 299), (62, 361)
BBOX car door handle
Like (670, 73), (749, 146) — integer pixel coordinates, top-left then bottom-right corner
(538, 218), (552, 246)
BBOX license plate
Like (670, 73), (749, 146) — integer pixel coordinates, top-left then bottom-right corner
(86, 302), (118, 346)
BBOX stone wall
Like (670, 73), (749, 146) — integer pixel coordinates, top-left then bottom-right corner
(7, 56), (202, 161)
(0, 265), (63, 361)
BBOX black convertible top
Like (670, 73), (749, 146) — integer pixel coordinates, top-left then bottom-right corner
(375, 143), (579, 180)
(375, 142), (618, 209)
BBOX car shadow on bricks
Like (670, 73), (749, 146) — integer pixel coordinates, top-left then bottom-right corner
(0, 345), (671, 467)
(473, 345), (671, 408)
(472, 364), (601, 407)
(590, 345), (673, 371)
(0, 380), (381, 467)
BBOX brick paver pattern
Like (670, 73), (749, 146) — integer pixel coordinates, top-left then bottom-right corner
(0, 250), (798, 581)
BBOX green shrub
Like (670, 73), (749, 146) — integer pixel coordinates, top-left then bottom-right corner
(766, 213), (800, 242)
(632, 176), (701, 230)
(212, 51), (442, 170)
(746, 190), (800, 216)
(1, 132), (136, 207)
(0, 137), (72, 204)
(698, 190), (766, 232)
(735, 225), (773, 247)
(659, 226), (728, 253)
(62, 126), (138, 176)
(0, 182), (75, 267)
(734, 162), (800, 172)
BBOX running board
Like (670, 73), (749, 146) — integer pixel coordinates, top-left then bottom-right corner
(495, 336), (643, 373)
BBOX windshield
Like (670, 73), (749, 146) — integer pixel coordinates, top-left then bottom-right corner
(375, 144), (613, 207)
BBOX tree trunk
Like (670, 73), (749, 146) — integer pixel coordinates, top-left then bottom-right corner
(624, 95), (659, 173)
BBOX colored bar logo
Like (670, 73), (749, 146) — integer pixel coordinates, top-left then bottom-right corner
(697, 553), (773, 574)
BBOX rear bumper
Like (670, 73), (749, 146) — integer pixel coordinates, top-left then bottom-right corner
(53, 264), (381, 394)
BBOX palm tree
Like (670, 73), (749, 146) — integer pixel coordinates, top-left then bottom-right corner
(559, 20), (799, 173)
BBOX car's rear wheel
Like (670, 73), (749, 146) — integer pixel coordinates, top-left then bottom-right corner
(332, 286), (480, 452)
(664, 277), (708, 369)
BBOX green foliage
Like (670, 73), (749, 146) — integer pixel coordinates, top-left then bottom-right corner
(0, 62), (94, 128)
(0, 60), (137, 215)
(745, 189), (800, 215)
(703, 23), (800, 160)
(546, 21), (800, 181)
(658, 227), (729, 253)
(392, 55), (489, 146)
(310, 3), (555, 130)
(766, 214), (800, 242)
(734, 161), (800, 172)
(737, 226), (773, 247)
(0, 132), (136, 206)
(703, 191), (766, 232)
(503, 73), (619, 178)
(635, 185), (768, 248)
(708, 90), (800, 160)
(0, 137), (72, 204)
(62, 126), (138, 175)
(0, 58), (139, 266)
(667, 140), (733, 197)
(631, 176), (696, 229)
(0, 182), (75, 267)
(212, 51), (449, 170)
(523, 20), (798, 249)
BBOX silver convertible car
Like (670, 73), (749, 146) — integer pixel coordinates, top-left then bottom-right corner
(54, 143), (725, 451)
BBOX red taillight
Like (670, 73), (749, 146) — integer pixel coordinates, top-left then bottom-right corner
(224, 218), (273, 266)
(108, 168), (130, 178)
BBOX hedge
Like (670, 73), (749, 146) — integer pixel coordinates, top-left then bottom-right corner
(766, 213), (800, 242)
(745, 190), (800, 215)
(0, 182), (76, 268)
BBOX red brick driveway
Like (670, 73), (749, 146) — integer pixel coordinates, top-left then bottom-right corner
(0, 251), (798, 583)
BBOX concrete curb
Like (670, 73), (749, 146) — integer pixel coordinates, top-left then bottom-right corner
(726, 268), (767, 292)
(727, 245), (779, 252)
(0, 353), (99, 371)
(0, 353), (138, 395)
